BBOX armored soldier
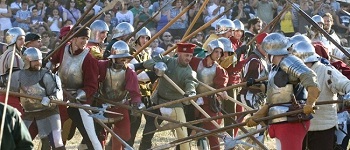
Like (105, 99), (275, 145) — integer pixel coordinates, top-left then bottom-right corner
(139, 43), (198, 150)
(48, 26), (102, 150)
(189, 39), (229, 150)
(0, 27), (26, 114)
(88, 20), (109, 60)
(289, 41), (350, 150)
(203, 19), (235, 49)
(6, 48), (65, 149)
(103, 22), (134, 59)
(98, 41), (142, 150)
(246, 33), (320, 150)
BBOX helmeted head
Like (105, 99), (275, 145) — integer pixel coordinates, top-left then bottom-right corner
(135, 27), (151, 45)
(216, 19), (235, 35)
(6, 27), (25, 46)
(290, 41), (319, 63)
(22, 47), (43, 70)
(108, 41), (133, 59)
(287, 34), (311, 48)
(112, 22), (134, 39)
(217, 37), (234, 53)
(312, 15), (325, 27)
(232, 19), (245, 40)
(262, 33), (289, 56)
(207, 39), (224, 55)
(89, 20), (109, 43)
(233, 19), (244, 31)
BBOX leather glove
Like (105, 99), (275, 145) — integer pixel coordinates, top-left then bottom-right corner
(235, 45), (247, 60)
(246, 105), (269, 127)
(304, 86), (320, 114)
(41, 96), (51, 106)
(246, 78), (257, 87)
(154, 62), (167, 76)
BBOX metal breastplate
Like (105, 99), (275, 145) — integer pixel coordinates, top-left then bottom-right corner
(20, 83), (48, 112)
(196, 60), (217, 93)
(99, 68), (127, 101)
(266, 67), (294, 104)
(58, 45), (89, 90)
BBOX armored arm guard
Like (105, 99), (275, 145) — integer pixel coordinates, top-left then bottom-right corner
(279, 55), (318, 88)
(43, 72), (63, 101)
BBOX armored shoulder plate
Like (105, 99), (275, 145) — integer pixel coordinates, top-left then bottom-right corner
(279, 55), (312, 79)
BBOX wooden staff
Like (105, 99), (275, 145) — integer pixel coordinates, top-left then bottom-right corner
(44, 0), (122, 61)
(132, 1), (196, 57)
(0, 90), (122, 115)
(147, 77), (268, 110)
(63, 90), (133, 149)
(125, 0), (174, 40)
(182, 0), (210, 38)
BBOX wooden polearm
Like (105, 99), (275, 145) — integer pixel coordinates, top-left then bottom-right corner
(44, 0), (123, 61)
(132, 1), (196, 57)
(147, 77), (267, 111)
(286, 0), (350, 58)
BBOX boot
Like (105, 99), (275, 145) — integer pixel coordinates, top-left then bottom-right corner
(40, 136), (51, 150)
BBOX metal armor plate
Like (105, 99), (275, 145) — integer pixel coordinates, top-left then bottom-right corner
(280, 55), (312, 81)
(20, 83), (49, 112)
(268, 105), (289, 123)
(99, 68), (127, 101)
(58, 45), (89, 90)
(196, 60), (217, 93)
(266, 68), (294, 104)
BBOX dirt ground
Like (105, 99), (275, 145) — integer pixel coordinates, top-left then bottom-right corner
(33, 115), (277, 150)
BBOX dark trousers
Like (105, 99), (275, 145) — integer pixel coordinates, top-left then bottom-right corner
(139, 108), (162, 150)
(302, 126), (336, 150)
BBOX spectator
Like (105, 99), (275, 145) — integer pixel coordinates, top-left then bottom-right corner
(136, 0), (155, 29)
(159, 31), (173, 49)
(84, 0), (101, 15)
(334, 1), (350, 38)
(29, 0), (46, 19)
(45, 0), (56, 19)
(63, 19), (73, 27)
(280, 1), (295, 37)
(29, 7), (45, 32)
(80, 7), (95, 25)
(231, 0), (255, 24)
(195, 31), (205, 43)
(205, 0), (228, 28)
(37, 25), (49, 35)
(24, 32), (42, 49)
(188, 0), (206, 32)
(10, 0), (22, 15)
(312, 0), (325, 16)
(54, 0), (64, 16)
(41, 31), (52, 50)
(251, 0), (278, 25)
(15, 0), (30, 32)
(103, 12), (116, 35)
(173, 36), (181, 43)
(330, 0), (341, 12)
(116, 1), (134, 25)
(168, 0), (187, 38)
(0, 0), (12, 31)
(130, 0), (143, 17)
(154, 0), (169, 32)
(47, 8), (62, 36)
(62, 0), (81, 25)
(298, 0), (312, 34)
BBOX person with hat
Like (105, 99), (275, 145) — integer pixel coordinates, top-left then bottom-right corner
(203, 19), (235, 50)
(97, 41), (142, 150)
(246, 33), (320, 150)
(87, 20), (109, 60)
(139, 43), (198, 150)
(25, 33), (42, 49)
(48, 26), (102, 150)
(0, 27), (26, 114)
(188, 39), (229, 150)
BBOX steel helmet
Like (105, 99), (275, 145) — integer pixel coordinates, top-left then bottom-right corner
(89, 20), (109, 43)
(233, 19), (245, 31)
(112, 22), (135, 39)
(6, 27), (25, 46)
(287, 34), (311, 48)
(291, 41), (319, 63)
(135, 27), (151, 40)
(22, 47), (43, 69)
(261, 33), (289, 55)
(215, 19), (235, 35)
(207, 39), (224, 55)
(108, 41), (133, 59)
(217, 37), (234, 53)
(312, 15), (325, 25)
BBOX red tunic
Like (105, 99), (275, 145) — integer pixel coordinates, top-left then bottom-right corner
(240, 53), (265, 95)
(98, 60), (142, 104)
(227, 38), (246, 84)
(313, 42), (329, 60)
(50, 43), (99, 104)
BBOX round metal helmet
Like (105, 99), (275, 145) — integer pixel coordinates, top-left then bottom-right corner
(112, 22), (135, 39)
(291, 41), (319, 63)
(287, 34), (311, 48)
(23, 47), (43, 69)
(108, 41), (133, 59)
(312, 15), (324, 24)
(207, 39), (224, 55)
(261, 33), (289, 55)
(89, 20), (109, 43)
(6, 27), (25, 46)
(217, 37), (234, 52)
(233, 19), (244, 31)
(216, 19), (235, 34)
(135, 27), (151, 40)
